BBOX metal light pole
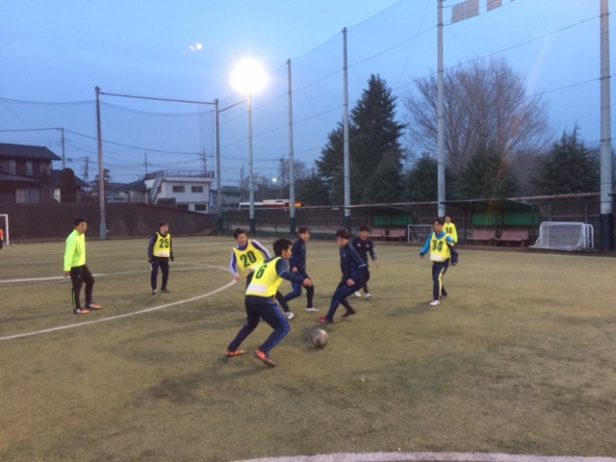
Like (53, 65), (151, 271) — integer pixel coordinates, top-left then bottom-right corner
(342, 27), (351, 232)
(287, 58), (296, 235)
(215, 99), (223, 232)
(95, 86), (107, 241)
(437, 0), (446, 218)
(600, 0), (614, 251)
(248, 94), (256, 235)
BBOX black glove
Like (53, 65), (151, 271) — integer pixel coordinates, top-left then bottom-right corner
(170, 255), (174, 262)
(148, 258), (153, 264)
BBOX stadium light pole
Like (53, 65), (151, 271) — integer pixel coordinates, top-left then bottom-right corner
(436, 0), (446, 218)
(230, 58), (269, 235)
(342, 27), (351, 232)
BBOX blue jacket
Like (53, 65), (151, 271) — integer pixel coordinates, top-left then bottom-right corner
(289, 239), (307, 274)
(339, 243), (367, 281)
(419, 231), (455, 256)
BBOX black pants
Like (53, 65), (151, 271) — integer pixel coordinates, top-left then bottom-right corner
(70, 265), (95, 309)
(431, 260), (449, 301)
(151, 258), (170, 290)
(246, 272), (290, 313)
(283, 272), (314, 308)
(358, 267), (371, 293)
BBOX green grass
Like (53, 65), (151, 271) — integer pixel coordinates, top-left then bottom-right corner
(0, 237), (615, 461)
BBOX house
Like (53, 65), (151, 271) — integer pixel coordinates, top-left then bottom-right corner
(210, 185), (241, 212)
(0, 142), (60, 203)
(51, 169), (89, 203)
(145, 169), (214, 213)
(105, 180), (147, 204)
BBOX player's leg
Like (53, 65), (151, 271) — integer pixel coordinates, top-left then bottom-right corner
(275, 291), (291, 315)
(430, 263), (441, 305)
(363, 269), (372, 298)
(150, 260), (160, 293)
(322, 281), (355, 322)
(160, 260), (170, 292)
(257, 299), (291, 360)
(440, 261), (449, 298)
(283, 280), (302, 303)
(82, 266), (100, 309)
(69, 267), (86, 313)
(227, 296), (261, 353)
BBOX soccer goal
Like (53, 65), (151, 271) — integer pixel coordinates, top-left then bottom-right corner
(531, 221), (594, 251)
(407, 224), (433, 244)
(0, 214), (9, 246)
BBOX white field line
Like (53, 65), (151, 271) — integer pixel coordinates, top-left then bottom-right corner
(0, 280), (236, 342)
(231, 451), (616, 462)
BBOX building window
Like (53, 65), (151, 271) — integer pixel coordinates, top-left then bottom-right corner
(26, 161), (33, 176)
(172, 185), (185, 193)
(194, 203), (207, 212)
(176, 204), (189, 210)
(191, 186), (203, 193)
(1, 159), (16, 174)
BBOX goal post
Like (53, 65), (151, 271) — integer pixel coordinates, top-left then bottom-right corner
(0, 214), (9, 246)
(407, 224), (433, 244)
(531, 221), (594, 251)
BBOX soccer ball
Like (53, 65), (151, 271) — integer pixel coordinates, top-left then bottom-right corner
(311, 328), (328, 348)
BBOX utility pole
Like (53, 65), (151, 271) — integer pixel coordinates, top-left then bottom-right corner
(202, 151), (207, 176)
(287, 58), (296, 235)
(240, 165), (245, 202)
(437, 0), (446, 217)
(600, 0), (614, 251)
(342, 27), (351, 232)
(95, 86), (107, 241)
(83, 157), (90, 184)
(60, 128), (66, 169)
(215, 99), (223, 231)
(144, 152), (148, 176)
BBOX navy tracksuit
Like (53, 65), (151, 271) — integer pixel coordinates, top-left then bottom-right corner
(351, 236), (376, 293)
(324, 243), (367, 321)
(283, 239), (315, 308)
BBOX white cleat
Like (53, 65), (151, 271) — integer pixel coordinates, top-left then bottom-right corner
(305, 307), (319, 312)
(286, 311), (296, 320)
(364, 293), (372, 299)
(429, 300), (440, 308)
(354, 291), (362, 298)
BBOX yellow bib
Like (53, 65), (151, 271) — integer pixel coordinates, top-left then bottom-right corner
(246, 257), (284, 298)
(153, 232), (171, 257)
(430, 233), (451, 262)
(444, 223), (458, 243)
(232, 240), (266, 276)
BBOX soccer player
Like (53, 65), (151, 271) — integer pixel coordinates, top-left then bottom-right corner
(318, 229), (367, 324)
(419, 218), (456, 307)
(351, 225), (379, 298)
(226, 238), (312, 367)
(229, 228), (295, 320)
(63, 217), (102, 315)
(148, 222), (174, 295)
(0, 227), (4, 250)
(283, 227), (318, 312)
(444, 216), (459, 266)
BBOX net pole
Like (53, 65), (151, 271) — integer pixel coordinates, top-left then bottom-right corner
(342, 27), (351, 232)
(248, 94), (256, 235)
(288, 58), (296, 235)
(95, 86), (107, 241)
(437, 0), (446, 218)
(215, 99), (223, 232)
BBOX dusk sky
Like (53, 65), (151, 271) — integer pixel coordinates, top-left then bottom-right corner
(0, 0), (612, 183)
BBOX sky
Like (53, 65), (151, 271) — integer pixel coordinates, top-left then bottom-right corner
(0, 0), (613, 184)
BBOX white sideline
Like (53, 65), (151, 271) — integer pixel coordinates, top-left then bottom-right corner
(231, 452), (616, 462)
(0, 280), (236, 342)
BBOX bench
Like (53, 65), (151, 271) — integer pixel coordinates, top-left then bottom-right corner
(495, 229), (530, 247)
(369, 228), (386, 240)
(466, 229), (496, 245)
(386, 228), (406, 241)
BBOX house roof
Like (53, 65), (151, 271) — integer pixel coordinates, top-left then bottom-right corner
(0, 142), (61, 161)
(105, 180), (146, 192)
(51, 170), (89, 188)
(0, 173), (39, 185)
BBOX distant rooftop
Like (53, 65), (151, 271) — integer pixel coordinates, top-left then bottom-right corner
(0, 142), (61, 161)
(145, 169), (214, 179)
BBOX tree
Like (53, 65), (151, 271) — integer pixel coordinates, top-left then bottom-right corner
(363, 154), (403, 203)
(317, 74), (406, 203)
(91, 168), (111, 193)
(460, 145), (518, 199)
(296, 172), (330, 206)
(402, 154), (458, 202)
(404, 58), (549, 171)
(534, 128), (599, 195)
(60, 168), (78, 203)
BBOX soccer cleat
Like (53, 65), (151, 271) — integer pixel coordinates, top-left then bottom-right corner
(161, 288), (170, 293)
(364, 293), (373, 299)
(74, 308), (90, 315)
(429, 300), (440, 307)
(226, 349), (246, 357)
(354, 291), (362, 297)
(151, 289), (158, 295)
(286, 311), (295, 320)
(254, 349), (276, 367)
(305, 306), (319, 312)
(87, 303), (102, 310)
(342, 307), (357, 318)
(317, 316), (333, 325)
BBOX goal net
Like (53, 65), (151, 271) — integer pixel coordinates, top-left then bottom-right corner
(407, 224), (433, 244)
(0, 214), (9, 246)
(531, 221), (594, 251)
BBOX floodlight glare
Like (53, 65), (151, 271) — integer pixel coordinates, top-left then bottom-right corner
(230, 58), (268, 95)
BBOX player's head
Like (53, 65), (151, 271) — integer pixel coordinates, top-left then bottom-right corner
(298, 226), (311, 242)
(273, 238), (293, 260)
(359, 225), (370, 240)
(433, 217), (445, 233)
(159, 222), (169, 234)
(233, 228), (248, 246)
(73, 217), (88, 234)
(336, 228), (350, 247)
(445, 216), (452, 224)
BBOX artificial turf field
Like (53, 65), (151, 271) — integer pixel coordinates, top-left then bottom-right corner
(0, 236), (615, 462)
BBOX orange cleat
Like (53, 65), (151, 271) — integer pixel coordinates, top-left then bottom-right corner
(226, 350), (246, 357)
(254, 349), (276, 367)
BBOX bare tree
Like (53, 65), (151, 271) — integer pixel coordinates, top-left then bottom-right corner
(404, 58), (550, 170)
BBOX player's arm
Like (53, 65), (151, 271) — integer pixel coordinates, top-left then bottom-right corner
(251, 239), (271, 259)
(229, 251), (240, 281)
(276, 259), (311, 286)
(63, 235), (76, 275)
(446, 234), (456, 246)
(169, 235), (174, 261)
(419, 235), (431, 257)
(451, 225), (458, 244)
(147, 234), (156, 262)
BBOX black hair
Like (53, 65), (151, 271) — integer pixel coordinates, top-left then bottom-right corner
(298, 226), (310, 234)
(233, 228), (247, 239)
(273, 238), (293, 256)
(336, 229), (350, 239)
(359, 225), (370, 232)
(73, 217), (87, 227)
(159, 222), (169, 228)
(434, 217), (445, 225)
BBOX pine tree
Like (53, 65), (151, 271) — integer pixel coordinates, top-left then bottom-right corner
(363, 154), (403, 203)
(460, 146), (518, 199)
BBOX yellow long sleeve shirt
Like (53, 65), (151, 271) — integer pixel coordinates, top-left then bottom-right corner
(64, 230), (86, 271)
